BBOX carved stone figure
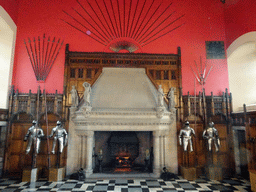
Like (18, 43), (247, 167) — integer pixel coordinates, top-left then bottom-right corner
(83, 82), (91, 106)
(167, 87), (176, 110)
(179, 121), (196, 152)
(49, 121), (68, 154)
(71, 85), (79, 107)
(203, 122), (220, 152)
(24, 120), (44, 154)
(158, 85), (164, 107)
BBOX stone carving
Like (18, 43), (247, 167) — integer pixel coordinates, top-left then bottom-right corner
(158, 85), (164, 107)
(49, 121), (68, 154)
(203, 122), (220, 152)
(179, 121), (195, 152)
(83, 82), (91, 106)
(24, 120), (44, 154)
(167, 87), (176, 110)
(71, 85), (79, 107)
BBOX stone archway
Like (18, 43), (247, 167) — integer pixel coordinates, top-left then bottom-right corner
(227, 32), (256, 112)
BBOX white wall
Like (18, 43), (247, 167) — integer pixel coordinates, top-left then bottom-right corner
(227, 32), (256, 112)
(0, 6), (17, 109)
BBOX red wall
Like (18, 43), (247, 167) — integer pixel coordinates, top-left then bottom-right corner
(224, 0), (256, 47)
(0, 0), (19, 24)
(12, 0), (228, 95)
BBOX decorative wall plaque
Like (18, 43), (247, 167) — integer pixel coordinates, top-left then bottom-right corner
(205, 41), (225, 59)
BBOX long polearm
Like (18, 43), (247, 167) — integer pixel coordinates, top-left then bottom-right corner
(24, 35), (64, 82)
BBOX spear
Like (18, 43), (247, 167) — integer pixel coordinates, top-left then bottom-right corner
(24, 40), (37, 76)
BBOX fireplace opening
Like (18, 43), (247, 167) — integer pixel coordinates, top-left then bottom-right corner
(94, 131), (153, 173)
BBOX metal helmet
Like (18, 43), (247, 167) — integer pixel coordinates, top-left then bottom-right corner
(185, 121), (189, 125)
(57, 121), (62, 125)
(32, 120), (37, 124)
(209, 122), (214, 127)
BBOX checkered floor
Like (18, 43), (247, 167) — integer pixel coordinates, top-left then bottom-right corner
(0, 176), (251, 192)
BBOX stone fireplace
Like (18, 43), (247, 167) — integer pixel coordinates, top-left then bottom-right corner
(66, 68), (177, 177)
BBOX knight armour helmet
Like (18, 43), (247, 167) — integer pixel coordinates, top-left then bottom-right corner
(57, 121), (62, 125)
(32, 120), (37, 124)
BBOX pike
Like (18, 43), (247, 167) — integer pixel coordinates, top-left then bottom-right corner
(44, 40), (64, 79)
(102, 0), (118, 38)
(109, 0), (120, 37)
(94, 0), (115, 39)
(116, 0), (122, 37)
(43, 38), (60, 80)
(38, 37), (41, 80)
(86, 0), (112, 40)
(61, 19), (106, 46)
(33, 37), (40, 80)
(71, 8), (107, 43)
(45, 37), (55, 80)
(137, 2), (173, 43)
(24, 40), (37, 76)
(134, 1), (162, 41)
(43, 37), (50, 79)
(126, 0), (133, 37)
(28, 38), (38, 79)
(133, 0), (156, 39)
(123, 0), (125, 37)
(76, 0), (109, 42)
(141, 15), (185, 45)
(42, 34), (45, 76)
(128, 0), (140, 37)
(130, 0), (147, 38)
(139, 10), (177, 44)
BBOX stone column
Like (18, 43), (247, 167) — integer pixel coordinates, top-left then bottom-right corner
(153, 131), (160, 177)
(86, 131), (94, 176)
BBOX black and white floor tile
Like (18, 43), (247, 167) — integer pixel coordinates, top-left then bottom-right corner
(0, 176), (251, 192)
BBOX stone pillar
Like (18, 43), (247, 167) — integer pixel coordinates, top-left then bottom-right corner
(153, 131), (160, 177)
(86, 131), (94, 176)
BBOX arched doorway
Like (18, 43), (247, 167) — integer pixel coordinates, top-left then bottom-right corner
(227, 31), (256, 112)
(0, 5), (17, 177)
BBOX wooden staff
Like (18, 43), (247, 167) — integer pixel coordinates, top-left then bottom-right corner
(130, 0), (147, 38)
(134, 0), (161, 40)
(102, 0), (118, 37)
(86, 0), (112, 40)
(141, 16), (185, 46)
(137, 2), (173, 42)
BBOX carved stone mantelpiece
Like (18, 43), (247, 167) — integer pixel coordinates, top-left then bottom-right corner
(66, 68), (178, 177)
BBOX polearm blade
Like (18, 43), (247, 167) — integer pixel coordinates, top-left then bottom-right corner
(194, 60), (201, 79)
(28, 38), (38, 80)
(43, 38), (60, 80)
(44, 40), (64, 80)
(203, 65), (213, 84)
(42, 34), (45, 76)
(61, 19), (106, 46)
(24, 40), (37, 76)
(45, 37), (55, 80)
(43, 37), (50, 79)
(190, 66), (201, 83)
(38, 36), (41, 80)
(33, 37), (40, 80)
